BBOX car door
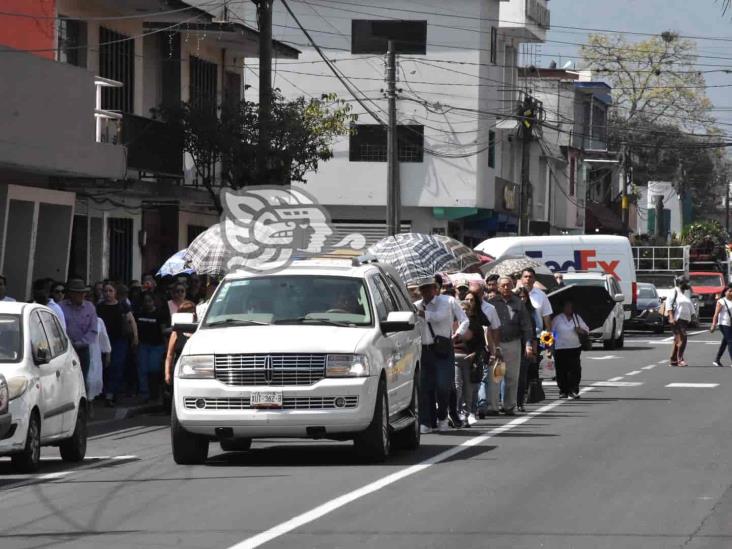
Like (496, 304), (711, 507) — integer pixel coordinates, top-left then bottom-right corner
(39, 311), (78, 434)
(609, 278), (624, 337)
(28, 310), (64, 438)
(368, 275), (403, 415)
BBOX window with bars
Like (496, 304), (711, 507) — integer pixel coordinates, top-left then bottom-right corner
(190, 56), (218, 115)
(58, 16), (87, 67)
(349, 124), (424, 163)
(99, 26), (135, 112)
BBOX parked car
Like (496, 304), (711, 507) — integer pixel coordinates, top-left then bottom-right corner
(625, 283), (664, 333)
(0, 303), (88, 472)
(689, 271), (726, 318)
(562, 272), (625, 349)
(0, 374), (10, 440)
(171, 256), (423, 465)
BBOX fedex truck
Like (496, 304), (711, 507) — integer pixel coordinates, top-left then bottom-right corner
(475, 235), (637, 319)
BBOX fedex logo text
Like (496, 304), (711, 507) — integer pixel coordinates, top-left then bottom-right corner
(525, 250), (621, 280)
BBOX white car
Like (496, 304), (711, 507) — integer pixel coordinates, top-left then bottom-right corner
(0, 302), (87, 472)
(171, 256), (423, 464)
(562, 272), (626, 350)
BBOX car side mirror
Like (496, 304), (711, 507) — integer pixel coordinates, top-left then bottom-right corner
(614, 293), (625, 303)
(172, 312), (198, 333)
(33, 346), (50, 365)
(381, 311), (416, 334)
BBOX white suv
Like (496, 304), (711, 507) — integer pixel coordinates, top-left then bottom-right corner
(171, 256), (423, 464)
(0, 302), (87, 472)
(561, 272), (626, 350)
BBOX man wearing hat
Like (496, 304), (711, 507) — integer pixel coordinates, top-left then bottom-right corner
(414, 275), (469, 433)
(60, 279), (98, 392)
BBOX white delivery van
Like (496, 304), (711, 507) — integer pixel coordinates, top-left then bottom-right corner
(475, 235), (637, 319)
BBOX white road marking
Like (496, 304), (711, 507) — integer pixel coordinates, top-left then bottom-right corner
(586, 355), (619, 360)
(626, 370), (642, 376)
(607, 376), (625, 382)
(665, 383), (719, 388)
(228, 388), (597, 549)
(688, 330), (708, 337)
(592, 381), (644, 387)
(658, 360), (668, 364)
(642, 365), (656, 370)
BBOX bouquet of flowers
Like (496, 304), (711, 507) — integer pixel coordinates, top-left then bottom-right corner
(539, 330), (555, 348)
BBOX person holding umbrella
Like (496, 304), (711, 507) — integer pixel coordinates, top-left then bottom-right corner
(414, 276), (469, 433)
(552, 300), (590, 399)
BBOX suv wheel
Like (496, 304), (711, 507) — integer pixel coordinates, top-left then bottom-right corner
(59, 404), (87, 462)
(12, 411), (41, 473)
(393, 375), (420, 451)
(616, 328), (625, 349)
(354, 378), (390, 462)
(171, 405), (209, 465)
(220, 438), (252, 452)
(604, 321), (617, 350)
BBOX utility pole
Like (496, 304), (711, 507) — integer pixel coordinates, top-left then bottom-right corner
(621, 143), (631, 235)
(386, 40), (401, 236)
(518, 94), (540, 236)
(726, 185), (730, 234)
(654, 194), (665, 241)
(255, 0), (274, 185)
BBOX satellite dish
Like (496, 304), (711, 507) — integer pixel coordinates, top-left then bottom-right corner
(562, 60), (573, 69)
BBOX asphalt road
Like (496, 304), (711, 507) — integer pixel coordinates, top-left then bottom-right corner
(2, 327), (732, 549)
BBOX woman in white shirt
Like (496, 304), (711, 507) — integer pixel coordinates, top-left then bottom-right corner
(551, 300), (589, 400)
(667, 277), (694, 367)
(710, 283), (732, 367)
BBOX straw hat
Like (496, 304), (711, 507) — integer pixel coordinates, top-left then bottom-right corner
(491, 358), (507, 383)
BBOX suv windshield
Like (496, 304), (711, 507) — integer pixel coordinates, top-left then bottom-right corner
(690, 274), (724, 287)
(0, 314), (22, 362)
(204, 275), (373, 327)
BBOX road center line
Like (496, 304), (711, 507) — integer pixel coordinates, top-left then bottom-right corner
(642, 365), (656, 370)
(666, 383), (719, 388)
(607, 376), (625, 382)
(626, 370), (642, 376)
(227, 388), (597, 549)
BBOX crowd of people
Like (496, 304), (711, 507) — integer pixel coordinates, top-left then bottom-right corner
(0, 272), (218, 415)
(410, 267), (590, 433)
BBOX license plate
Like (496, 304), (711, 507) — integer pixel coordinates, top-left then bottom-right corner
(250, 390), (283, 408)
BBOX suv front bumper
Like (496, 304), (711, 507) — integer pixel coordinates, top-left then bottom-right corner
(175, 376), (379, 438)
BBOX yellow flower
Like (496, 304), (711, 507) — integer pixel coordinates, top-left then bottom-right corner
(540, 330), (555, 347)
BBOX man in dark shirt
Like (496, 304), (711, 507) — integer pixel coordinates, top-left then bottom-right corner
(134, 292), (167, 401)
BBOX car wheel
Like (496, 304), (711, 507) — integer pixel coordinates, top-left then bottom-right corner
(604, 322), (617, 350)
(354, 378), (390, 462)
(220, 438), (252, 452)
(171, 405), (208, 465)
(616, 329), (625, 349)
(59, 404), (87, 462)
(393, 374), (420, 452)
(12, 411), (41, 473)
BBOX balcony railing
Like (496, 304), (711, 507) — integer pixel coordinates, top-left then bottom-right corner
(121, 113), (183, 177)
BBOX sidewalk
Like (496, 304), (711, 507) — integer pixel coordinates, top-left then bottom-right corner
(88, 395), (163, 426)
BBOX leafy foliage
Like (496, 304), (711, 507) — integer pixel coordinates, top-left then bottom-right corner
(681, 220), (730, 258)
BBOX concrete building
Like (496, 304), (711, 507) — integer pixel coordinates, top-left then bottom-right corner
(234, 0), (549, 247)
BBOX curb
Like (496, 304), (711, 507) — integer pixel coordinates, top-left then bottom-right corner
(89, 402), (163, 426)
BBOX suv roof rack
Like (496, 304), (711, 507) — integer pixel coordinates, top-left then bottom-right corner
(352, 253), (380, 267)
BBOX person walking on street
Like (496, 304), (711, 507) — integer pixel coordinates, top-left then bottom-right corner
(135, 292), (168, 403)
(414, 276), (469, 433)
(667, 276), (694, 367)
(710, 283), (732, 367)
(168, 283), (188, 318)
(488, 276), (534, 415)
(514, 286), (536, 411)
(32, 278), (66, 330)
(0, 275), (15, 302)
(552, 301), (589, 399)
(60, 279), (98, 394)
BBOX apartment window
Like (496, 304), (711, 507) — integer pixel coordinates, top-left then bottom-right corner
(488, 130), (496, 168)
(569, 156), (576, 196)
(223, 71), (242, 112)
(349, 124), (424, 163)
(58, 16), (87, 67)
(190, 56), (218, 115)
(99, 27), (135, 112)
(490, 27), (497, 65)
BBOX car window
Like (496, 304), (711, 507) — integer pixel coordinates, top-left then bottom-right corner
(28, 311), (50, 361)
(564, 278), (605, 288)
(610, 278), (621, 295)
(374, 275), (399, 313)
(384, 274), (413, 311)
(40, 311), (66, 358)
(0, 314), (22, 362)
(369, 277), (390, 321)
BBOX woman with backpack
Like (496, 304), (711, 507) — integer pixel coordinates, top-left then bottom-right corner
(710, 283), (732, 367)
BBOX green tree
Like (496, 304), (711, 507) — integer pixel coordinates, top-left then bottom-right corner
(155, 92), (356, 212)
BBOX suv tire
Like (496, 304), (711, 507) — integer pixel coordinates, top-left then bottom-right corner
(12, 411), (41, 473)
(393, 375), (420, 451)
(60, 404), (87, 462)
(171, 405), (209, 465)
(354, 378), (390, 462)
(616, 329), (625, 349)
(220, 438), (252, 452)
(604, 322), (617, 350)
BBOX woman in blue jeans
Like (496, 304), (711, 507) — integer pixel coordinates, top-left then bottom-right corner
(711, 283), (732, 366)
(134, 292), (167, 402)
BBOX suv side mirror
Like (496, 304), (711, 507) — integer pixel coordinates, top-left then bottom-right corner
(33, 346), (50, 365)
(172, 312), (198, 333)
(613, 293), (625, 303)
(381, 311), (416, 334)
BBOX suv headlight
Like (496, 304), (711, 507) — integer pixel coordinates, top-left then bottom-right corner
(0, 376), (8, 414)
(178, 355), (215, 379)
(326, 354), (370, 377)
(7, 376), (29, 401)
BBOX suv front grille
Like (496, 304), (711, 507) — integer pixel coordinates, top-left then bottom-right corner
(214, 354), (326, 386)
(184, 396), (359, 410)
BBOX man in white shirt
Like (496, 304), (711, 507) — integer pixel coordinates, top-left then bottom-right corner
(32, 278), (66, 330)
(0, 275), (15, 302)
(414, 276), (469, 433)
(520, 268), (553, 333)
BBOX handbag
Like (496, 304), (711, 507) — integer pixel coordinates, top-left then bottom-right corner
(573, 314), (589, 347)
(527, 378), (545, 403)
(427, 321), (452, 358)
